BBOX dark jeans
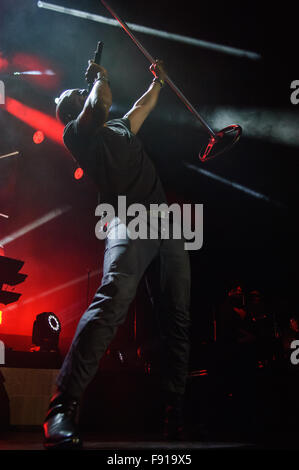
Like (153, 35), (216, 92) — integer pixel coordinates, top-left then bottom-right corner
(56, 216), (191, 399)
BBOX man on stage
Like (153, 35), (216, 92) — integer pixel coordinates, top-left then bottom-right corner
(43, 57), (191, 449)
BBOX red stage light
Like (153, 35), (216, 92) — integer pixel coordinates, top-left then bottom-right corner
(0, 52), (8, 71)
(5, 97), (64, 145)
(74, 167), (84, 180)
(33, 130), (45, 144)
(12, 53), (59, 89)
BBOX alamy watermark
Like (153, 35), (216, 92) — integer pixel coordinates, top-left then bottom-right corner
(95, 196), (203, 251)
(0, 340), (5, 365)
(290, 340), (299, 365)
(0, 81), (5, 105)
(290, 80), (299, 105)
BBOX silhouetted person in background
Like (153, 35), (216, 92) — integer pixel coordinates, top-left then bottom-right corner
(217, 282), (258, 437)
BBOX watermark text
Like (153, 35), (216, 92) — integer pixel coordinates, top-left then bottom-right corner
(290, 80), (299, 105)
(290, 339), (299, 365)
(95, 196), (203, 251)
(0, 81), (5, 105)
(0, 340), (5, 365)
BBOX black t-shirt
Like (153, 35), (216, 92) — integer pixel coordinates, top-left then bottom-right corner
(63, 117), (167, 210)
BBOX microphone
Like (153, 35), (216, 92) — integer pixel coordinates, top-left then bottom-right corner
(87, 41), (104, 93)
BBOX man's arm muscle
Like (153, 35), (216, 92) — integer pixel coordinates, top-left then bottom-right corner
(124, 81), (162, 135)
(124, 60), (166, 135)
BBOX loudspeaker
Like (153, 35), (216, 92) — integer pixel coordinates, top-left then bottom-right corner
(0, 367), (59, 426)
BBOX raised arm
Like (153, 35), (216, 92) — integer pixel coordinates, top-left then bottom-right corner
(124, 60), (166, 135)
(77, 61), (112, 134)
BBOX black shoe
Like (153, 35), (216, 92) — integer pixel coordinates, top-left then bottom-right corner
(43, 393), (82, 450)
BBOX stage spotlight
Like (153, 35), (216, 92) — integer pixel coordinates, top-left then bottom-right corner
(32, 312), (61, 352)
(5, 97), (64, 145)
(33, 130), (45, 144)
(74, 167), (84, 180)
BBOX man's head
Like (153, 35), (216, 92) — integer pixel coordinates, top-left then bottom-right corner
(56, 88), (88, 125)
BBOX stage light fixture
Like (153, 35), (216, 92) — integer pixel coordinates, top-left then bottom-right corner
(74, 167), (84, 180)
(33, 130), (45, 144)
(32, 312), (61, 352)
(5, 97), (64, 145)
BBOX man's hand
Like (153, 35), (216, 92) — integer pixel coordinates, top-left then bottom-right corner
(75, 60), (112, 134)
(85, 60), (109, 86)
(149, 59), (167, 82)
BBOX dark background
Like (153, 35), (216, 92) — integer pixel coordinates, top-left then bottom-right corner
(0, 0), (298, 359)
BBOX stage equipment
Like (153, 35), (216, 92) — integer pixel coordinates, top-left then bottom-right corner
(74, 167), (84, 180)
(101, 0), (242, 162)
(0, 256), (27, 306)
(0, 151), (20, 161)
(32, 312), (61, 352)
(87, 41), (104, 92)
(33, 130), (45, 144)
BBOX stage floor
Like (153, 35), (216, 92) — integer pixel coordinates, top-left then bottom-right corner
(0, 430), (298, 451)
(0, 430), (253, 451)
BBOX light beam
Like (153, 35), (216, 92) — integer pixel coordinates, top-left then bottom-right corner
(185, 163), (286, 209)
(4, 97), (64, 145)
(37, 1), (261, 60)
(0, 205), (71, 246)
(0, 151), (20, 160)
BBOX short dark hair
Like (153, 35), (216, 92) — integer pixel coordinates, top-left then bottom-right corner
(56, 90), (82, 125)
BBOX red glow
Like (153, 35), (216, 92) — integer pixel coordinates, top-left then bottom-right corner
(33, 130), (45, 144)
(0, 52), (8, 71)
(12, 53), (60, 89)
(74, 167), (84, 180)
(5, 97), (64, 145)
